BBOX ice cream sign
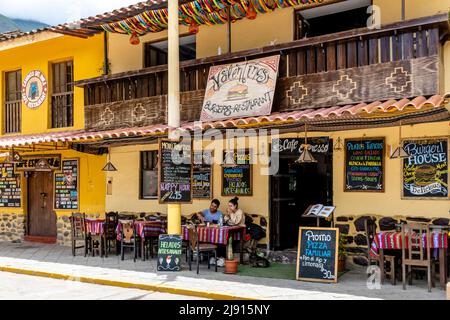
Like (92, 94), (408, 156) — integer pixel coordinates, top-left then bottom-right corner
(200, 55), (280, 121)
(22, 70), (48, 109)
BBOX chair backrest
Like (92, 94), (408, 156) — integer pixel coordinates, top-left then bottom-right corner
(186, 223), (199, 252)
(364, 218), (377, 256)
(119, 219), (135, 243)
(104, 212), (118, 239)
(401, 222), (431, 262)
(71, 212), (86, 239)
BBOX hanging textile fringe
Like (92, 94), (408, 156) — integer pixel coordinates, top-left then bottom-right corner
(100, 0), (324, 34)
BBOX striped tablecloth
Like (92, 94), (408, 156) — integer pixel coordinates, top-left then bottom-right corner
(370, 231), (448, 258)
(116, 220), (166, 240)
(181, 225), (245, 245)
(135, 221), (166, 239)
(85, 219), (105, 235)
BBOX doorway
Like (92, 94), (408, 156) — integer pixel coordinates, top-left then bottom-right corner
(270, 138), (333, 250)
(27, 171), (56, 239)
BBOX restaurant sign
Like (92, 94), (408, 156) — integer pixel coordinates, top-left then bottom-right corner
(200, 55), (280, 121)
(15, 155), (61, 171)
(22, 70), (48, 109)
(402, 137), (448, 199)
(271, 137), (331, 156)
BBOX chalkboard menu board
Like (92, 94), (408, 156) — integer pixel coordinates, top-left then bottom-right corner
(157, 234), (182, 271)
(402, 137), (448, 199)
(344, 138), (385, 192)
(54, 159), (79, 210)
(193, 151), (213, 199)
(0, 163), (21, 208)
(158, 139), (192, 204)
(222, 149), (252, 196)
(296, 227), (339, 283)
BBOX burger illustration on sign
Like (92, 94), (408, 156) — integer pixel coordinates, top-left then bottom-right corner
(22, 70), (48, 109)
(226, 83), (248, 101)
(414, 165), (436, 186)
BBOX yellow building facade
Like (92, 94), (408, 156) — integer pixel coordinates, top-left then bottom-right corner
(0, 32), (106, 245)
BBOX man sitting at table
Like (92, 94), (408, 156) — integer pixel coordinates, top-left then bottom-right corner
(197, 199), (223, 224)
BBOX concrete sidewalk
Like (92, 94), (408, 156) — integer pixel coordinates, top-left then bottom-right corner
(0, 242), (446, 300)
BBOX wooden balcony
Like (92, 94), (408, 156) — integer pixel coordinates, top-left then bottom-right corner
(75, 14), (450, 132)
(4, 101), (21, 134)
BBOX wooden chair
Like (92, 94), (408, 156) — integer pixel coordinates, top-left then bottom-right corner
(70, 212), (89, 257)
(401, 222), (436, 292)
(186, 223), (218, 274)
(364, 219), (397, 285)
(119, 219), (139, 262)
(104, 211), (118, 257)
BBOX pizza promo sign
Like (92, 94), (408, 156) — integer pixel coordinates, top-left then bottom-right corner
(22, 70), (48, 109)
(200, 55), (280, 121)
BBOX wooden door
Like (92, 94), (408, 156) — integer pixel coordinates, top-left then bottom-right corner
(28, 171), (56, 237)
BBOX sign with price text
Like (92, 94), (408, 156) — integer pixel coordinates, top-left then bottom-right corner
(158, 139), (193, 204)
(296, 227), (339, 283)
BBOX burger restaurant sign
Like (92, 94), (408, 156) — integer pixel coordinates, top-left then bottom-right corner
(200, 55), (280, 122)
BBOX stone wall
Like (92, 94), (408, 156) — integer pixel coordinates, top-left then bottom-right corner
(0, 213), (25, 243)
(56, 213), (102, 246)
(336, 215), (450, 267)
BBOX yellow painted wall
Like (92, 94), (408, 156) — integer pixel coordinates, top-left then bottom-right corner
(374, 0), (450, 24)
(0, 34), (104, 134)
(1, 149), (106, 217)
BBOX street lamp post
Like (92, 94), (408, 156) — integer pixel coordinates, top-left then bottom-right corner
(167, 0), (182, 235)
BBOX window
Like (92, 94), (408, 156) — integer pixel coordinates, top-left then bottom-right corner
(140, 151), (158, 199)
(295, 1), (370, 39)
(51, 60), (73, 128)
(144, 35), (196, 68)
(4, 70), (22, 133)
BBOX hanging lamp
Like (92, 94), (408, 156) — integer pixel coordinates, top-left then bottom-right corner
(333, 137), (344, 151)
(223, 150), (237, 166)
(245, 1), (257, 20)
(390, 120), (411, 159)
(102, 148), (118, 171)
(129, 32), (140, 45)
(296, 124), (317, 164)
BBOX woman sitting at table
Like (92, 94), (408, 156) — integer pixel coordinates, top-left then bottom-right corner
(224, 197), (245, 227)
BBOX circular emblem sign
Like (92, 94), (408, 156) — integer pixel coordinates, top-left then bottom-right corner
(22, 70), (48, 109)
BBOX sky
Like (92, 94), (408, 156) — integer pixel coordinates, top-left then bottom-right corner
(0, 0), (140, 25)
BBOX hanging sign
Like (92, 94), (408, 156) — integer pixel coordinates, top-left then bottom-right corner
(193, 151), (213, 199)
(0, 163), (21, 208)
(402, 137), (448, 199)
(271, 137), (331, 156)
(344, 138), (385, 192)
(54, 159), (79, 210)
(22, 70), (48, 109)
(157, 234), (182, 271)
(15, 155), (61, 171)
(296, 227), (339, 283)
(158, 139), (193, 204)
(200, 55), (280, 121)
(221, 149), (252, 196)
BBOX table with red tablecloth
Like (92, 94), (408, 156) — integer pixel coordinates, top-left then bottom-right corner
(370, 230), (448, 288)
(181, 225), (246, 264)
(116, 220), (166, 241)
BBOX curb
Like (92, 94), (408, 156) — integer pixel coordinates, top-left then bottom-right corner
(0, 265), (256, 300)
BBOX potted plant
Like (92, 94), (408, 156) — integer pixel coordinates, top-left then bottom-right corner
(224, 236), (238, 274)
(338, 233), (347, 273)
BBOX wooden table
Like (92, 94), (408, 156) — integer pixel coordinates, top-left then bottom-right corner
(371, 229), (448, 289)
(182, 225), (246, 264)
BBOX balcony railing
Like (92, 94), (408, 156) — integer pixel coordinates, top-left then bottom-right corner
(51, 92), (74, 128)
(4, 100), (21, 134)
(76, 13), (449, 131)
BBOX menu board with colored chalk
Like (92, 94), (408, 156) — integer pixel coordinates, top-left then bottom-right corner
(221, 149), (252, 196)
(344, 138), (385, 192)
(54, 159), (79, 210)
(193, 151), (213, 199)
(296, 227), (339, 283)
(0, 163), (21, 208)
(158, 140), (193, 204)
